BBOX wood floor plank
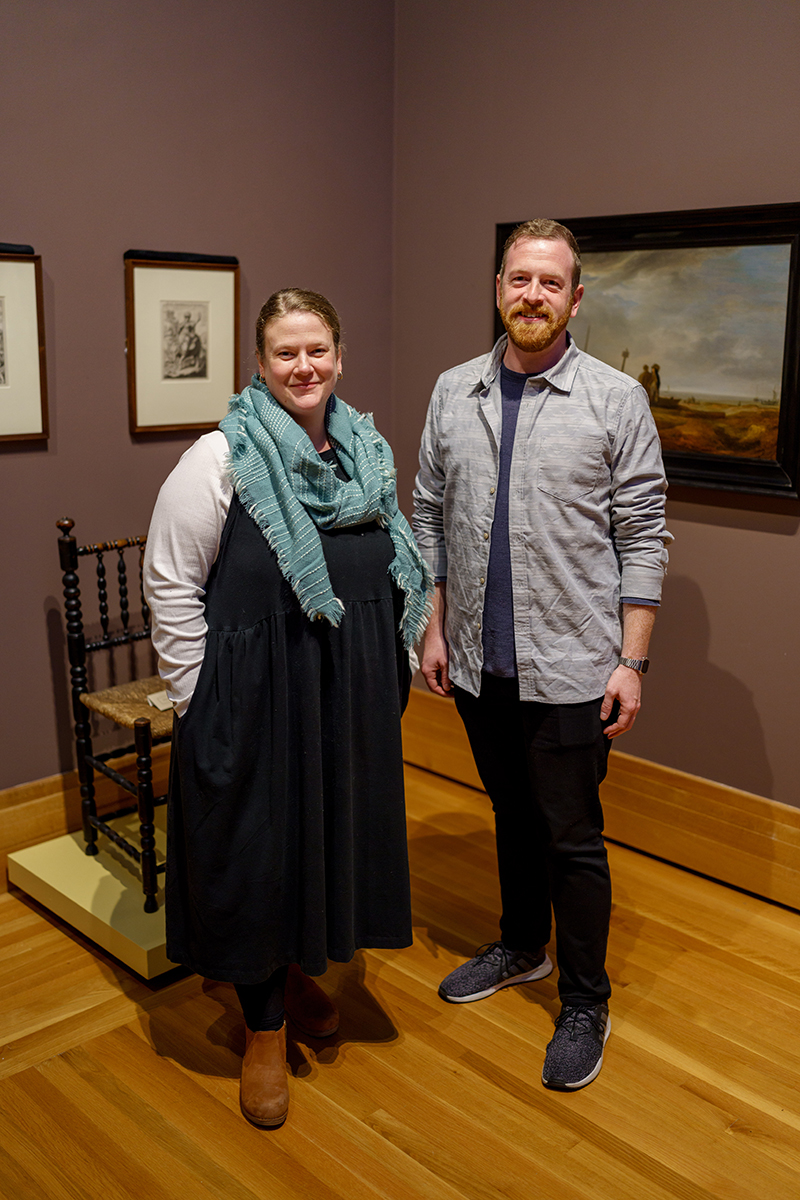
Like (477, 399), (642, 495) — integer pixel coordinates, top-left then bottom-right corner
(0, 974), (198, 1083)
(2, 1069), (178, 1200)
(0, 1104), (84, 1200)
(127, 989), (456, 1200)
(609, 850), (800, 965)
(298, 1041), (590, 1200)
(88, 1024), (305, 1193)
(275, 1086), (472, 1200)
(91, 1021), (462, 1200)
(307, 952), (794, 1200)
(36, 1047), (285, 1200)
(2, 760), (800, 1198)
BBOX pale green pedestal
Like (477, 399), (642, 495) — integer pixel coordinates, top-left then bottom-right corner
(8, 808), (176, 979)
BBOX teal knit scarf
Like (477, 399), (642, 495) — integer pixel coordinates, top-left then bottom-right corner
(219, 376), (432, 648)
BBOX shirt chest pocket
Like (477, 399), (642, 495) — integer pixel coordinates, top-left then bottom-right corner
(536, 435), (604, 504)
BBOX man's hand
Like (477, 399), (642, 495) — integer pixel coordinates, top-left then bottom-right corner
(421, 634), (453, 697)
(420, 581), (454, 697)
(601, 602), (656, 737)
(600, 664), (641, 737)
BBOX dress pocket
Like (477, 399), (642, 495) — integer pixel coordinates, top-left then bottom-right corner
(537, 435), (603, 503)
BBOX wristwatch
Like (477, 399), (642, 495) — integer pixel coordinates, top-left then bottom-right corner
(619, 656), (649, 674)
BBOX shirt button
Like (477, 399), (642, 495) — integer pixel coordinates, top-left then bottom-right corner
(479, 577), (485, 584)
(489, 487), (495, 495)
(483, 532), (489, 540)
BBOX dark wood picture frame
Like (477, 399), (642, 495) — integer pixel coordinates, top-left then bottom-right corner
(495, 204), (800, 498)
(124, 250), (240, 435)
(0, 246), (49, 443)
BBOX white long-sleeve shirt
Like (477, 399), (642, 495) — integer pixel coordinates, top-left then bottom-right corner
(143, 431), (232, 716)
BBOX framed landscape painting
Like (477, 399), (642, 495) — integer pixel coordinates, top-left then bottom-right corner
(495, 204), (800, 497)
(124, 250), (239, 435)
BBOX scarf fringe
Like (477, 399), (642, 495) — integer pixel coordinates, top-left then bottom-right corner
(389, 555), (434, 648)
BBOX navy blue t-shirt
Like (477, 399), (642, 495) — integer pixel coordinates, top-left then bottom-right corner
(481, 363), (533, 678)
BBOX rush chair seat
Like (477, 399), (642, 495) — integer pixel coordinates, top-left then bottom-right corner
(56, 517), (170, 912)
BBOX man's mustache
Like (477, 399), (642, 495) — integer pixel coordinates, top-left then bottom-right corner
(509, 303), (555, 320)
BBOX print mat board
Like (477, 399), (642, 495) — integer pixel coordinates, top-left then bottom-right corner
(495, 204), (800, 498)
(0, 250), (48, 442)
(124, 252), (239, 434)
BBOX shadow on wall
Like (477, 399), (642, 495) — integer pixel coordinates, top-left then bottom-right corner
(623, 574), (773, 799)
(46, 598), (75, 775)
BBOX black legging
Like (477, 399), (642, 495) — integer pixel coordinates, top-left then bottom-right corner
(235, 965), (290, 1032)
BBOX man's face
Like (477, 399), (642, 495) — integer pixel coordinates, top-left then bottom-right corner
(496, 238), (583, 355)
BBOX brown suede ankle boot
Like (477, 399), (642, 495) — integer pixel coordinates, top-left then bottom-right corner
(240, 1024), (289, 1127)
(284, 963), (339, 1038)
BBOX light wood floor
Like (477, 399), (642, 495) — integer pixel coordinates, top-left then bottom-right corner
(2, 763), (800, 1200)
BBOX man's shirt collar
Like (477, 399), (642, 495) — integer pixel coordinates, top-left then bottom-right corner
(478, 332), (582, 394)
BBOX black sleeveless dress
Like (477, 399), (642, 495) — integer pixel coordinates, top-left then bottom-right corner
(166, 469), (413, 984)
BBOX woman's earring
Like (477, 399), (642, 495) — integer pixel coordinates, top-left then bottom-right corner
(338, 371), (343, 380)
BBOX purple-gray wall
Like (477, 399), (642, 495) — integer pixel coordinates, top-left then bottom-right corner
(4, 0), (800, 811)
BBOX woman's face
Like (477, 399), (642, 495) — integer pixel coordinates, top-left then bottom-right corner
(258, 311), (341, 433)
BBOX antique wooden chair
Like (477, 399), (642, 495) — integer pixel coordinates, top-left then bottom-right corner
(56, 517), (171, 911)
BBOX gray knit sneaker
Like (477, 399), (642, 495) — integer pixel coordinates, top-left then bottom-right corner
(541, 1003), (610, 1090)
(438, 941), (553, 1003)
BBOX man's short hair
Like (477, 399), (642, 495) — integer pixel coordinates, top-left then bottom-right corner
(500, 219), (582, 291)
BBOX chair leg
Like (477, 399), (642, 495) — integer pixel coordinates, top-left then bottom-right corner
(134, 718), (159, 913)
(75, 698), (99, 856)
(60, 520), (98, 857)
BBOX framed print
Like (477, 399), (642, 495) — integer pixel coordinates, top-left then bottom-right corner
(495, 204), (800, 497)
(0, 247), (48, 442)
(124, 250), (239, 434)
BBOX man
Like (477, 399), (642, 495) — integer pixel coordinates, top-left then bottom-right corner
(412, 219), (671, 1091)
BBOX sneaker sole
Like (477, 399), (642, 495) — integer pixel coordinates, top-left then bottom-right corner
(438, 953), (553, 1003)
(541, 1014), (611, 1091)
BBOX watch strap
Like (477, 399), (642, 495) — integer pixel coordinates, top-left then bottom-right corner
(619, 656), (649, 674)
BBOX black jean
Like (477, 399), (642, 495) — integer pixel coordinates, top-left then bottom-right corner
(454, 673), (613, 1006)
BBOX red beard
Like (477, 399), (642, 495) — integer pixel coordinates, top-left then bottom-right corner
(499, 298), (572, 354)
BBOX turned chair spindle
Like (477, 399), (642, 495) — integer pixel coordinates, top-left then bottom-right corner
(56, 517), (171, 911)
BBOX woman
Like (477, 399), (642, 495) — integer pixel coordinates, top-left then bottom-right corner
(144, 289), (431, 1127)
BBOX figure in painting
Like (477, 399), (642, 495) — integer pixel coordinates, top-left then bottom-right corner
(175, 310), (206, 377)
(637, 363), (653, 398)
(162, 303), (208, 379)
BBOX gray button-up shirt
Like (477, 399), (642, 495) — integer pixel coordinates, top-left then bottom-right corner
(412, 334), (673, 704)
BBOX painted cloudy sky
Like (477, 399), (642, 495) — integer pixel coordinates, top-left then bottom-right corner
(569, 244), (791, 400)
